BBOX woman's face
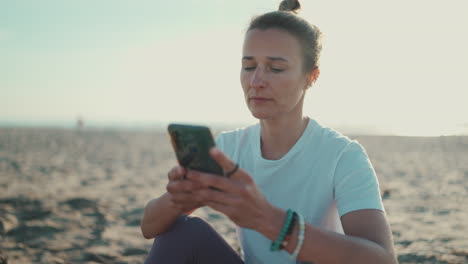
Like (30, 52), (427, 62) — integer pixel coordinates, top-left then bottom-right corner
(240, 28), (311, 120)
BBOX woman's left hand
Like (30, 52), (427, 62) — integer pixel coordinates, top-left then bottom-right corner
(185, 147), (275, 230)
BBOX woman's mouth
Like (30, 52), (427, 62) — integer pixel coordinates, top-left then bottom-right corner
(249, 97), (272, 103)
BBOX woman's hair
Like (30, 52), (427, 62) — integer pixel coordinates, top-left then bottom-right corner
(247, 0), (322, 73)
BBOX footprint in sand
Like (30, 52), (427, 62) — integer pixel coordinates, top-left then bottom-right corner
(0, 197), (55, 242)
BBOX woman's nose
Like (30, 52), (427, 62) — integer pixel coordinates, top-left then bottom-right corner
(250, 68), (266, 89)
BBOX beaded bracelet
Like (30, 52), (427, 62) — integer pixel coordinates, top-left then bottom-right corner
(291, 213), (305, 259)
(270, 209), (294, 251)
(280, 211), (298, 249)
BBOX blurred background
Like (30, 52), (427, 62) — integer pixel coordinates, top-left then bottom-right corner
(1, 1), (468, 263)
(1, 0), (467, 136)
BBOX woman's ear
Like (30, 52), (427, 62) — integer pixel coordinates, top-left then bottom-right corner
(307, 67), (320, 87)
(305, 67), (320, 89)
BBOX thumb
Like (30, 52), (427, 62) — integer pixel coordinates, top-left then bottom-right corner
(209, 147), (252, 183)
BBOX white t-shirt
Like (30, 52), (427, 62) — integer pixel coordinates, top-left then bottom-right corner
(215, 118), (384, 264)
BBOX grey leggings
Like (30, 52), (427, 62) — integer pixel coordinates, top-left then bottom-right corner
(144, 215), (245, 264)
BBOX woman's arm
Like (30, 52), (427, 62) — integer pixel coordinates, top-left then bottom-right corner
(259, 207), (397, 264)
(141, 166), (205, 239)
(140, 192), (183, 239)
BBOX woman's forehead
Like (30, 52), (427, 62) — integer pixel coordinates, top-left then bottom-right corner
(242, 28), (302, 61)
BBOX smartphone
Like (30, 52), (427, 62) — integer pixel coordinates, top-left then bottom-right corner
(167, 123), (224, 176)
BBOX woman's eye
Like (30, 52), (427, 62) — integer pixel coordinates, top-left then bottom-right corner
(271, 68), (284, 73)
(243, 67), (256, 71)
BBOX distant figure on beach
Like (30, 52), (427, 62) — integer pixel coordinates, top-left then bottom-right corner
(76, 116), (84, 131)
(141, 1), (397, 263)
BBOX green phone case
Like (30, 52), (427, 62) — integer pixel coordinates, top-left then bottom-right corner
(167, 124), (224, 176)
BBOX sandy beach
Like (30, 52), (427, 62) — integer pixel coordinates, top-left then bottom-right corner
(0, 127), (467, 263)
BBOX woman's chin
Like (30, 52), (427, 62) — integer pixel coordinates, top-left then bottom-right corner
(248, 104), (279, 120)
(250, 111), (274, 120)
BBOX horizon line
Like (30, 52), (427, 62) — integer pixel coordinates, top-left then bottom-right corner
(1, 119), (467, 137)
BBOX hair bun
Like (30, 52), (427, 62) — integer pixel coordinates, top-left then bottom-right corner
(278, 0), (301, 13)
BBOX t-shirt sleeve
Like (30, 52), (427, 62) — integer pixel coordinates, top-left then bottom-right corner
(334, 141), (384, 217)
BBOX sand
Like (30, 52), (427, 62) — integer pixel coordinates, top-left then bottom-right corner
(0, 127), (467, 263)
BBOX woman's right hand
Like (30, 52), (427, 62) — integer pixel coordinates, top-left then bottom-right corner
(166, 166), (205, 214)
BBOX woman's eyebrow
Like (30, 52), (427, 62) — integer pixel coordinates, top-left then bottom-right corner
(267, 56), (288, 62)
(242, 56), (288, 62)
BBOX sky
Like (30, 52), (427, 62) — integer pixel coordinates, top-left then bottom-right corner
(1, 0), (467, 136)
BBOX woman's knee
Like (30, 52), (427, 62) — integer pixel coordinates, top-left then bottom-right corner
(158, 215), (214, 242)
(179, 215), (213, 232)
(144, 215), (216, 262)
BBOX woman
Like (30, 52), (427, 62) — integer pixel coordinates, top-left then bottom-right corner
(141, 0), (397, 263)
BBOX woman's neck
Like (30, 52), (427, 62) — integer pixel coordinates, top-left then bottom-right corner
(259, 115), (310, 160)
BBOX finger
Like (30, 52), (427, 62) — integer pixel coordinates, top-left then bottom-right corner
(166, 179), (203, 193)
(193, 188), (239, 205)
(206, 201), (254, 229)
(186, 170), (242, 193)
(168, 166), (186, 181)
(209, 147), (236, 172)
(205, 201), (234, 218)
(209, 148), (252, 183)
